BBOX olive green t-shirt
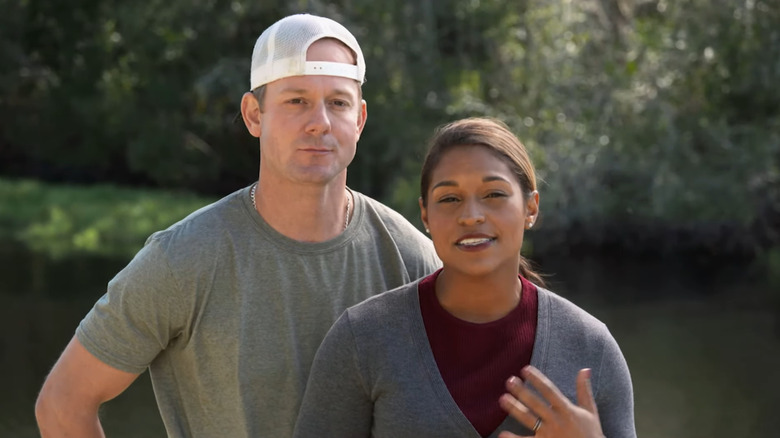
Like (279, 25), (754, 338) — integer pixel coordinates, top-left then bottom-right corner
(77, 185), (441, 437)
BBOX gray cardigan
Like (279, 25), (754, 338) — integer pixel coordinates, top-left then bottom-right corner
(293, 279), (636, 438)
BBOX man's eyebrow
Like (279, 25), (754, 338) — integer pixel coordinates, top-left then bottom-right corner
(330, 89), (358, 99)
(277, 87), (309, 95)
(276, 87), (357, 98)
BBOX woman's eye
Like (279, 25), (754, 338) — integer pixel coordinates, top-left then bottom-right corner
(486, 192), (506, 198)
(437, 196), (459, 203)
(289, 98), (304, 104)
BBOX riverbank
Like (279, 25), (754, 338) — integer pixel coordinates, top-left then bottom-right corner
(0, 178), (215, 258)
(1, 177), (778, 278)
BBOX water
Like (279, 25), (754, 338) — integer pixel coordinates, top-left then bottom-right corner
(538, 254), (780, 438)
(2, 244), (778, 437)
(0, 243), (166, 437)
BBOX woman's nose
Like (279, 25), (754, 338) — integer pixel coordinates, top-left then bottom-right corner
(457, 199), (485, 226)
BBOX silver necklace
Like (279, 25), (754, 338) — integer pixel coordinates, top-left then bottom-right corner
(250, 183), (351, 230)
(344, 188), (352, 230)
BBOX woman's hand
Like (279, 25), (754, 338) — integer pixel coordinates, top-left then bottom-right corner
(498, 366), (604, 438)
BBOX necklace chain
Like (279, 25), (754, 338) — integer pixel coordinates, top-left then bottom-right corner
(250, 182), (351, 231)
(344, 188), (351, 230)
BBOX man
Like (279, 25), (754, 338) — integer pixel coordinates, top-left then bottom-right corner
(35, 14), (440, 437)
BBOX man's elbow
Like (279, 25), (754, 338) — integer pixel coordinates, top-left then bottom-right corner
(35, 379), (96, 436)
(35, 384), (56, 433)
(35, 381), (66, 434)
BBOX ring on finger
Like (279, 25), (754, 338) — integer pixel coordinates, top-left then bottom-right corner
(532, 417), (542, 432)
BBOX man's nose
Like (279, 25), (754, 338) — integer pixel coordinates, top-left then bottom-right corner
(305, 102), (332, 135)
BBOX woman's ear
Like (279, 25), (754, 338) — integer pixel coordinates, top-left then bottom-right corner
(525, 190), (539, 229)
(419, 197), (430, 234)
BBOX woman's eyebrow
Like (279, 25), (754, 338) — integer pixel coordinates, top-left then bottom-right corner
(431, 180), (457, 190)
(432, 175), (510, 190)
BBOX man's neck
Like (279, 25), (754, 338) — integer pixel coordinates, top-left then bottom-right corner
(253, 175), (351, 242)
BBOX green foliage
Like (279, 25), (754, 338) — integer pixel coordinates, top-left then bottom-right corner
(1, 0), (778, 255)
(432, 0), (780, 253)
(0, 178), (215, 258)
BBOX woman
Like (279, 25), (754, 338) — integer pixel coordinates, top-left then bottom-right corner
(293, 118), (636, 438)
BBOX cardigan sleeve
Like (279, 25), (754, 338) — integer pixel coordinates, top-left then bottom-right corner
(594, 328), (637, 438)
(293, 311), (373, 438)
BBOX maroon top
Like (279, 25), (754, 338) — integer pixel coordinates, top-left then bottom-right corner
(419, 269), (538, 437)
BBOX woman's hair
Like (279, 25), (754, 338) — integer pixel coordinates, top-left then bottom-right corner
(419, 117), (544, 286)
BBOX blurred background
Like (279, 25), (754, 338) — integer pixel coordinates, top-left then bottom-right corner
(1, 0), (779, 436)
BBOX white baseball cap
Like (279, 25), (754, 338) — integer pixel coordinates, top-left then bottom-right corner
(249, 14), (366, 91)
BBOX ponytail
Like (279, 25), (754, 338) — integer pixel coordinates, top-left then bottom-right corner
(518, 256), (545, 288)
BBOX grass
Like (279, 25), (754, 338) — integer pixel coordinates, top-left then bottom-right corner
(0, 178), (216, 259)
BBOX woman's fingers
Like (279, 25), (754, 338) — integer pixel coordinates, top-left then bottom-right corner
(500, 379), (536, 422)
(499, 367), (605, 438)
(501, 375), (551, 432)
(520, 366), (571, 411)
(576, 368), (599, 417)
(497, 392), (537, 437)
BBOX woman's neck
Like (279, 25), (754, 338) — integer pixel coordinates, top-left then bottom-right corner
(434, 266), (522, 323)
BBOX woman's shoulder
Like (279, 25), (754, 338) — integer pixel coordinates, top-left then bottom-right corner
(345, 279), (422, 325)
(325, 279), (425, 358)
(535, 286), (617, 353)
(533, 287), (629, 389)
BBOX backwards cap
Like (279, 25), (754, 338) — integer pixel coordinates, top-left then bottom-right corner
(250, 14), (366, 91)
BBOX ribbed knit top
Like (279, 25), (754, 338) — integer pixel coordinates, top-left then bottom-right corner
(419, 269), (538, 437)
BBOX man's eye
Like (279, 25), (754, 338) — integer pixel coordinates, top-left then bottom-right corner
(288, 98), (304, 104)
(486, 192), (506, 198)
(332, 100), (349, 107)
(437, 196), (459, 203)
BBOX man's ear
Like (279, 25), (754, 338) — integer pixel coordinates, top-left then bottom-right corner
(355, 99), (368, 140)
(241, 92), (262, 138)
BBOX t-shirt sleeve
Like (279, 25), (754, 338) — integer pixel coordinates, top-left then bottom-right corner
(293, 311), (373, 437)
(594, 329), (637, 438)
(399, 231), (442, 281)
(76, 236), (189, 374)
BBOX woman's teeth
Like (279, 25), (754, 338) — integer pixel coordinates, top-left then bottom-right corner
(458, 237), (492, 246)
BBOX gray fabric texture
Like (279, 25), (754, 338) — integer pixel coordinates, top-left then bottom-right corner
(76, 185), (441, 438)
(293, 278), (636, 438)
